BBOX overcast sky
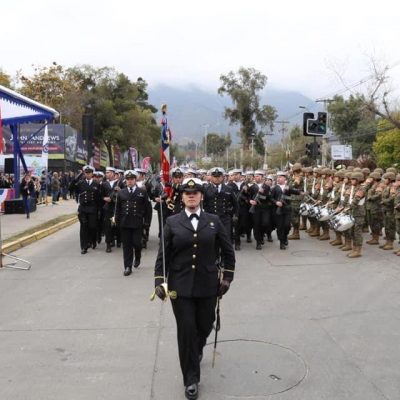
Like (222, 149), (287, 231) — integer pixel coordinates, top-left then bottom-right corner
(2, 0), (400, 99)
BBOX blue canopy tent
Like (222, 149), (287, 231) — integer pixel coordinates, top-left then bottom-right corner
(0, 84), (59, 197)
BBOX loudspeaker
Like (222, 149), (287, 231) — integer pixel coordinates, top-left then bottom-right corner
(4, 198), (36, 214)
(4, 158), (14, 174)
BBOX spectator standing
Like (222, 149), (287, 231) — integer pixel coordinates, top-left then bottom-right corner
(20, 173), (35, 218)
(51, 172), (60, 205)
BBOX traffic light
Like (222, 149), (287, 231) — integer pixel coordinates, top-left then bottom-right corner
(305, 143), (312, 157)
(317, 112), (327, 134)
(303, 112), (314, 136)
(304, 112), (328, 136)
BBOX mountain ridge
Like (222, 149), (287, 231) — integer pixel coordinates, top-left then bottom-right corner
(148, 84), (315, 144)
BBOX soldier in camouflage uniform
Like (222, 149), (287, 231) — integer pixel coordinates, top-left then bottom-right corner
(361, 168), (371, 232)
(329, 170), (345, 246)
(309, 168), (323, 238)
(344, 172), (366, 257)
(393, 175), (400, 256)
(317, 168), (332, 241)
(288, 163), (303, 240)
(365, 172), (383, 245)
(379, 172), (396, 250)
(337, 171), (356, 252)
(299, 167), (311, 230)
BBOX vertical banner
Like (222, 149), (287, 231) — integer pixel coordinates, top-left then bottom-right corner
(129, 147), (138, 168)
(41, 124), (49, 170)
(141, 156), (151, 171)
(160, 104), (172, 195)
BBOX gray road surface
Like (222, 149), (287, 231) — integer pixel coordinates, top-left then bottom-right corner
(1, 219), (399, 400)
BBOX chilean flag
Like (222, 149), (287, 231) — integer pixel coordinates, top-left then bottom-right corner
(160, 111), (172, 195)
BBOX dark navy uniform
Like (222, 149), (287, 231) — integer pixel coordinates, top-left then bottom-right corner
(73, 168), (102, 253)
(154, 210), (235, 389)
(249, 182), (273, 248)
(116, 182), (151, 274)
(203, 183), (238, 241)
(271, 181), (301, 249)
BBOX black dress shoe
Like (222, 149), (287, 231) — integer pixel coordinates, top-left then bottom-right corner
(134, 258), (141, 268)
(260, 239), (265, 245)
(256, 243), (262, 250)
(284, 239), (288, 246)
(106, 245), (112, 253)
(92, 243), (97, 249)
(280, 243), (286, 250)
(246, 237), (252, 243)
(124, 267), (132, 276)
(185, 383), (198, 400)
(81, 249), (87, 254)
(234, 244), (241, 251)
(267, 235), (273, 242)
(116, 242), (121, 248)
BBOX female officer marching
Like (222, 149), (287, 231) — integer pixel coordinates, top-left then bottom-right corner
(153, 177), (235, 400)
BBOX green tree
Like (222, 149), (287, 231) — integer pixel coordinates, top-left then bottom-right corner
(328, 94), (377, 156)
(218, 67), (277, 151)
(203, 132), (231, 157)
(18, 63), (159, 165)
(0, 68), (12, 88)
(373, 121), (400, 168)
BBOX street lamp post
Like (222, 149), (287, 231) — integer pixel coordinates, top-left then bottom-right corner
(203, 124), (209, 158)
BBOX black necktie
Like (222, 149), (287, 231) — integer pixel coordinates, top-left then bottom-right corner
(129, 188), (133, 193)
(189, 213), (199, 220)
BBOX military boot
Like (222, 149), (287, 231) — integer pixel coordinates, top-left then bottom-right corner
(341, 239), (352, 251)
(288, 228), (300, 240)
(330, 232), (343, 246)
(379, 241), (388, 249)
(299, 217), (307, 230)
(366, 234), (380, 245)
(347, 245), (362, 258)
(310, 225), (321, 237)
(383, 240), (394, 250)
(319, 227), (330, 240)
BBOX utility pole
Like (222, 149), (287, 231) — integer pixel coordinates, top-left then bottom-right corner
(276, 120), (289, 170)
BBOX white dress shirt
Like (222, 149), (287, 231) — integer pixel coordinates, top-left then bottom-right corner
(185, 208), (201, 230)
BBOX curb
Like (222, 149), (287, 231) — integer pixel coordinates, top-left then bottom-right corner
(3, 215), (78, 254)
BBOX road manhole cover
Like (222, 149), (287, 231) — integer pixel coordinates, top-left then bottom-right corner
(291, 250), (329, 257)
(203, 339), (307, 397)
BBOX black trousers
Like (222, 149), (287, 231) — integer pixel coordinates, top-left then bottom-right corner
(104, 211), (118, 244)
(252, 208), (272, 243)
(121, 227), (142, 269)
(275, 211), (291, 243)
(78, 211), (98, 250)
(171, 296), (217, 386)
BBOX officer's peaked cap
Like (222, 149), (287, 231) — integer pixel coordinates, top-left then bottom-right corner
(106, 167), (115, 172)
(210, 167), (225, 176)
(181, 178), (204, 193)
(124, 170), (138, 178)
(171, 167), (183, 176)
(83, 165), (95, 173)
(254, 169), (265, 176)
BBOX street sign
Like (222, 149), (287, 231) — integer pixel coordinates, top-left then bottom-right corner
(331, 145), (352, 160)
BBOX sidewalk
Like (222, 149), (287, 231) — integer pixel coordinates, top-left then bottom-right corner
(1, 198), (78, 241)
